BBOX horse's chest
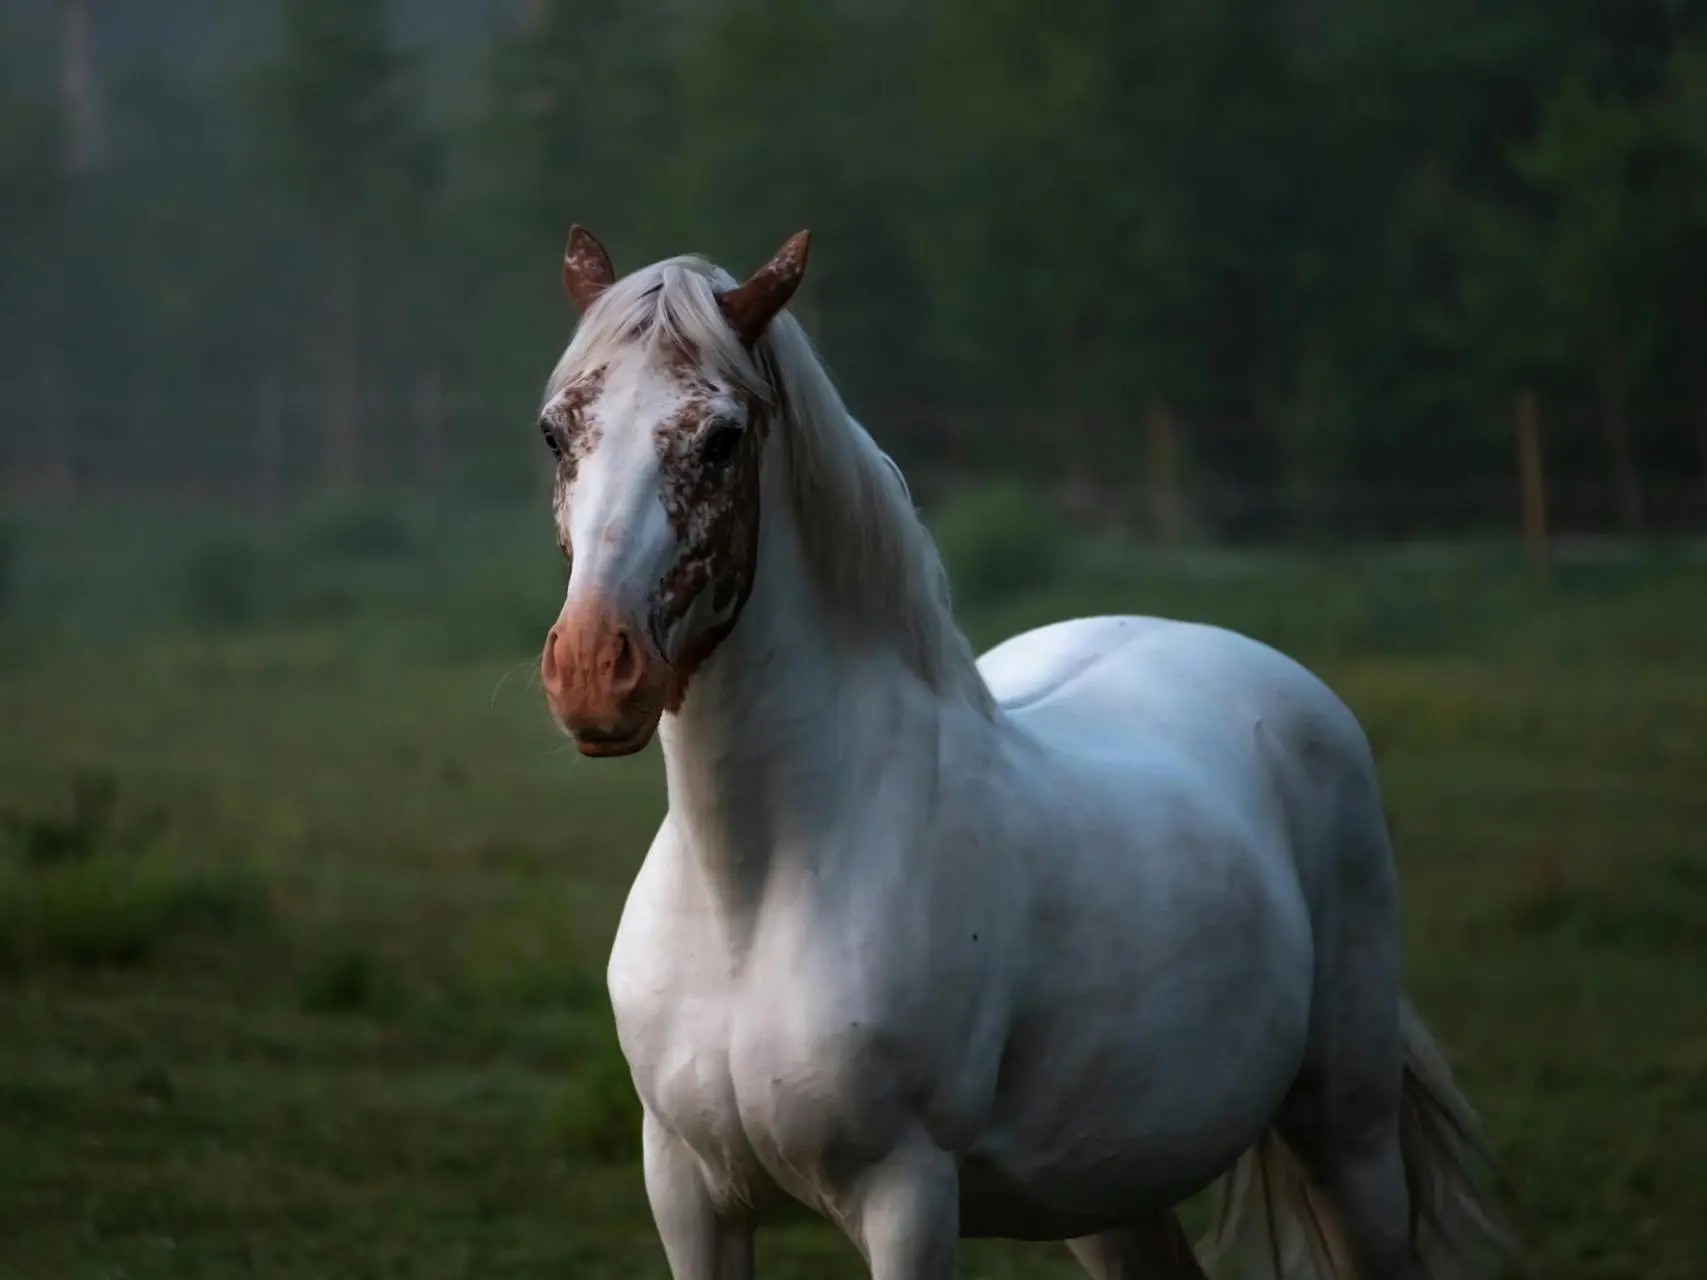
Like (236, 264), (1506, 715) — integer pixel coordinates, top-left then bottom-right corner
(613, 944), (903, 1214)
(643, 1009), (773, 1204)
(609, 950), (766, 1206)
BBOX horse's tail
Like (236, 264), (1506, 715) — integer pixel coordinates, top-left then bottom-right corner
(1196, 997), (1511, 1278)
(1390, 1000), (1513, 1274)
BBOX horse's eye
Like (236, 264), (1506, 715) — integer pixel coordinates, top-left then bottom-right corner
(539, 417), (564, 460)
(701, 420), (743, 470)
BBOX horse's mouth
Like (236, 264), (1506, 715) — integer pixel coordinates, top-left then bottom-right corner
(572, 721), (658, 758)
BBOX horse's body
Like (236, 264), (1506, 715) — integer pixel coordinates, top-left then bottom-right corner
(537, 230), (1502, 1278)
(615, 614), (1361, 1238)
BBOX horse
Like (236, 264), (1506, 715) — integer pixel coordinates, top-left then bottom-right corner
(532, 226), (1507, 1279)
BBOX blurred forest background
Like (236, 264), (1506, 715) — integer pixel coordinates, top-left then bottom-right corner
(3, 0), (1707, 536)
(3, 4), (1707, 1279)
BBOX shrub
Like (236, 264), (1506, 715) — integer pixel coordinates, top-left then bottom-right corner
(294, 498), (420, 562)
(299, 944), (383, 1013)
(179, 535), (264, 629)
(0, 773), (266, 969)
(4, 770), (120, 867)
(0, 853), (266, 969)
(929, 482), (1070, 609)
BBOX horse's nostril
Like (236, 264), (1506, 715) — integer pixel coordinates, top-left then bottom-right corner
(541, 626), (564, 689)
(610, 628), (638, 690)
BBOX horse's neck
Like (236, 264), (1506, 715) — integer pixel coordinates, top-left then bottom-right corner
(657, 502), (946, 929)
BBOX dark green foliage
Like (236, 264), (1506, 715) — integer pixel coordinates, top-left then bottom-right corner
(929, 482), (1069, 608)
(178, 534), (265, 629)
(0, 776), (266, 970)
(299, 944), (383, 1014)
(291, 498), (421, 562)
(252, 0), (436, 225)
(5, 3), (1707, 533)
(2, 770), (119, 867)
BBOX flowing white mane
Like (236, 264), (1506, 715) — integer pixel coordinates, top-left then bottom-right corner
(546, 254), (994, 714)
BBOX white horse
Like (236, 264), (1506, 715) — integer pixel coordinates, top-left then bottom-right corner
(534, 227), (1506, 1279)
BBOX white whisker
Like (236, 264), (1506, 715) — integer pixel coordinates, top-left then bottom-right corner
(488, 653), (538, 708)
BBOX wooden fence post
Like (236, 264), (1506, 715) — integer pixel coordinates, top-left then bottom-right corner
(1515, 389), (1548, 576)
(415, 366), (445, 500)
(60, 0), (104, 176)
(254, 370), (283, 523)
(38, 365), (74, 504)
(1146, 399), (1182, 548)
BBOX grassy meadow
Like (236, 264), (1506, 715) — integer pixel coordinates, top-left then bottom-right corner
(0, 496), (1704, 1278)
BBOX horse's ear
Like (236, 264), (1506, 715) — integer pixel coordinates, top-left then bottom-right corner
(717, 230), (811, 346)
(563, 225), (617, 312)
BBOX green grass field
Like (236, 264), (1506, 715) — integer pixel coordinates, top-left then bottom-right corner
(1, 501), (1704, 1278)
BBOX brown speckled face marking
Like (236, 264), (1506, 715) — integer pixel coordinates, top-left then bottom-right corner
(646, 341), (771, 709)
(543, 225), (812, 728)
(542, 365), (606, 565)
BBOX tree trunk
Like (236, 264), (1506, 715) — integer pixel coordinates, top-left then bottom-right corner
(1595, 359), (1644, 534)
(1146, 399), (1183, 548)
(317, 259), (363, 493)
(59, 0), (102, 175)
(1514, 389), (1547, 576)
(37, 365), (75, 503)
(414, 366), (445, 497)
(254, 370), (283, 522)
(1696, 390), (1707, 511)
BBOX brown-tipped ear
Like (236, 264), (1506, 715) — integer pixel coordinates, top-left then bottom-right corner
(563, 225), (616, 312)
(717, 230), (811, 346)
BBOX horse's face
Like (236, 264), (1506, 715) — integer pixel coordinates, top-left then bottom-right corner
(537, 227), (810, 757)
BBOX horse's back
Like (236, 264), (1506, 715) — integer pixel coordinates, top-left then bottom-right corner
(979, 613), (1371, 780)
(979, 611), (1382, 917)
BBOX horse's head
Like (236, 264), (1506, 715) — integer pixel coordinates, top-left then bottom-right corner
(536, 226), (810, 756)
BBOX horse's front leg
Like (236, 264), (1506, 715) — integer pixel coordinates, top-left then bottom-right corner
(846, 1131), (960, 1280)
(643, 1111), (753, 1280)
